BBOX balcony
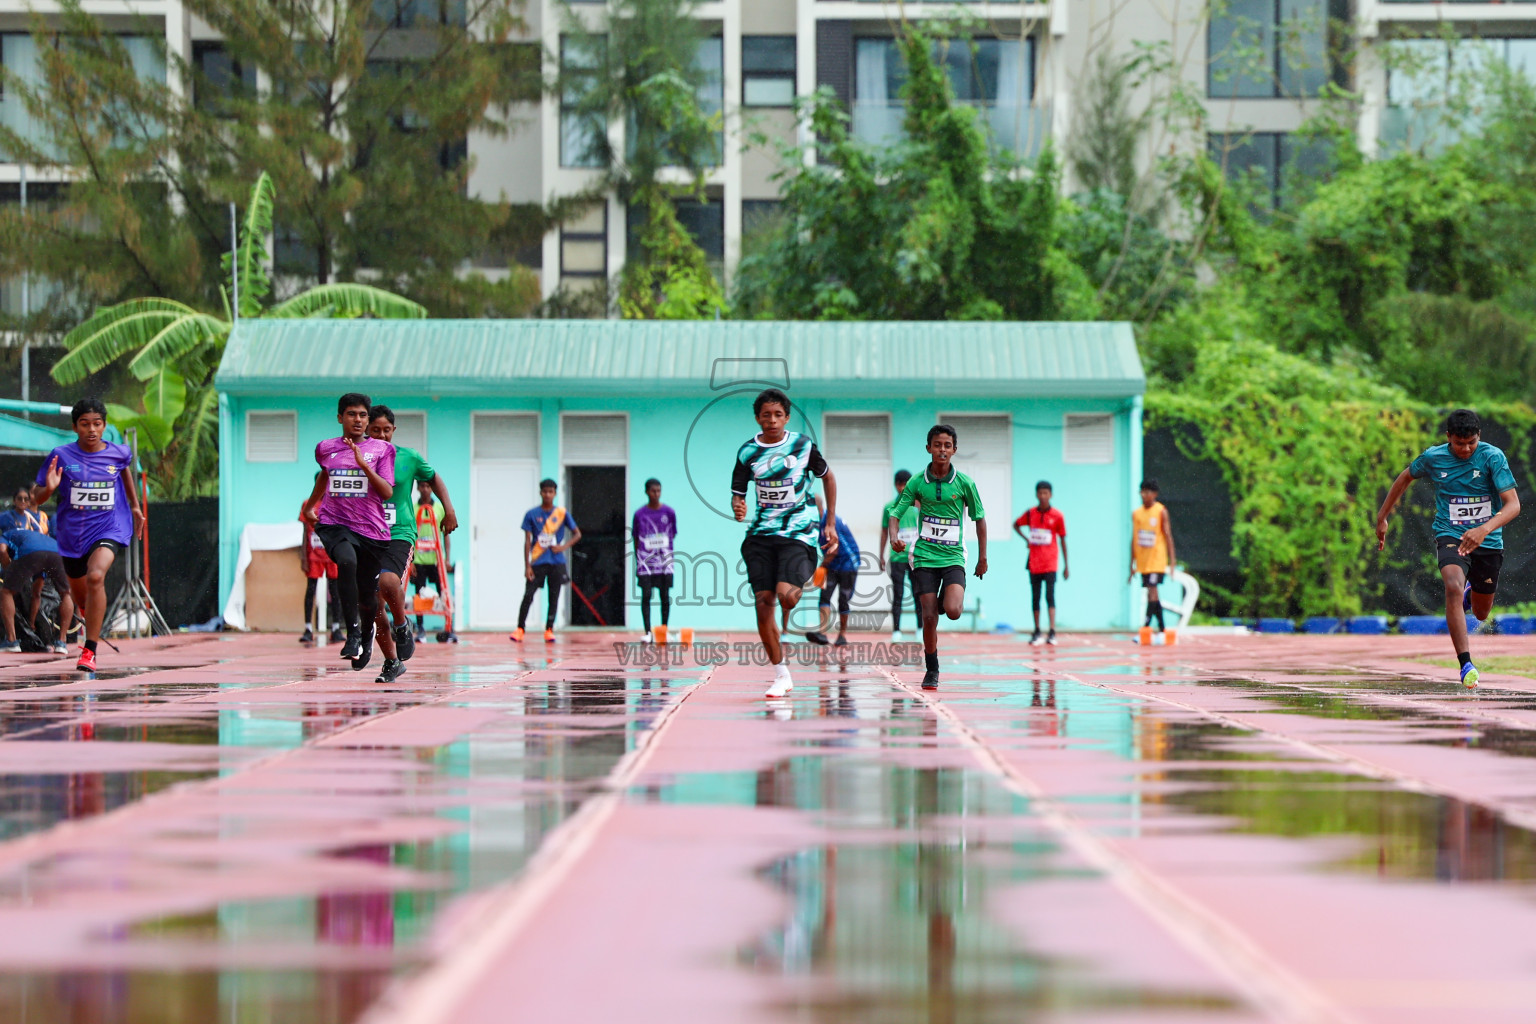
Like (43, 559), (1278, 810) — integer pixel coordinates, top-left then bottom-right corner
(851, 100), (1051, 160)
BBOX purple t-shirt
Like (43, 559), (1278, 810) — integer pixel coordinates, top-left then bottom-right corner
(37, 441), (134, 558)
(315, 437), (396, 542)
(632, 504), (677, 576)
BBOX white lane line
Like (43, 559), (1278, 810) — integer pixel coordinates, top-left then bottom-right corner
(880, 666), (1358, 1024)
(363, 667), (714, 1024)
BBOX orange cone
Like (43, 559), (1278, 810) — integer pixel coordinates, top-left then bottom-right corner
(1138, 626), (1153, 646)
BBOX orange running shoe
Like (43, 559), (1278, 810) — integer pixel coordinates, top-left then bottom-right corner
(544, 628), (555, 643)
(510, 627), (525, 643)
(76, 646), (97, 672)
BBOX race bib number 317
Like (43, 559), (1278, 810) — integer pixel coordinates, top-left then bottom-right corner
(1448, 495), (1493, 526)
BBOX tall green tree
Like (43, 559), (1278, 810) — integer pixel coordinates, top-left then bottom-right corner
(0, 0), (549, 326)
(733, 28), (1096, 322)
(50, 173), (426, 499)
(557, 0), (723, 317)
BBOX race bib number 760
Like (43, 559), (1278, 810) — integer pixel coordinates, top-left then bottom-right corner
(70, 481), (115, 509)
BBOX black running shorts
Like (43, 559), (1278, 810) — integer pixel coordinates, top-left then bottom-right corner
(380, 538), (414, 579)
(61, 540), (123, 580)
(1436, 536), (1503, 595)
(742, 535), (816, 594)
(910, 565), (966, 597)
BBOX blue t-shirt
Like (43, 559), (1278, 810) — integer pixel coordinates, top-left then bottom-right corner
(1410, 442), (1518, 549)
(821, 516), (860, 574)
(2, 528), (58, 559)
(0, 509), (47, 535)
(521, 505), (579, 566)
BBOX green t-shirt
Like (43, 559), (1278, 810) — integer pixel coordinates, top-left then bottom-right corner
(413, 498), (446, 565)
(387, 445), (436, 543)
(890, 465), (985, 569)
(882, 496), (920, 565)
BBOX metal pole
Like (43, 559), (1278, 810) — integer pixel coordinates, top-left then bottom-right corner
(229, 201), (238, 322)
(19, 164), (28, 421)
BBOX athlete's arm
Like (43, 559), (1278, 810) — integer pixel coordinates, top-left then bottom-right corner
(120, 466), (146, 536)
(1162, 507), (1176, 569)
(974, 518), (988, 579)
(1060, 535), (1069, 580)
(523, 530), (534, 580)
(1459, 488), (1521, 556)
(428, 474), (458, 535)
(33, 456), (63, 505)
(820, 469), (839, 558)
(1374, 467), (1416, 551)
(345, 439), (392, 499)
(559, 526), (583, 554)
(299, 472), (327, 527)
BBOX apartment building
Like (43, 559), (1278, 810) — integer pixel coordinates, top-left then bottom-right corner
(2, 0), (1534, 309)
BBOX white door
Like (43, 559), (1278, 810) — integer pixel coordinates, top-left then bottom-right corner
(470, 413), (541, 628)
(822, 414), (891, 566)
(941, 414), (1013, 554)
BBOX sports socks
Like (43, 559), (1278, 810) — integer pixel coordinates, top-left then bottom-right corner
(1458, 651), (1472, 668)
(1146, 597), (1165, 631)
(925, 651), (939, 673)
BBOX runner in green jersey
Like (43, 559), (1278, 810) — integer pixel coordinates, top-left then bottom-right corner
(878, 469), (920, 641)
(888, 424), (987, 689)
(367, 406), (459, 682)
(732, 388), (838, 699)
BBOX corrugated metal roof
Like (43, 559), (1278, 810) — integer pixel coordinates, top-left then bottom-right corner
(0, 412), (75, 455)
(216, 319), (1145, 398)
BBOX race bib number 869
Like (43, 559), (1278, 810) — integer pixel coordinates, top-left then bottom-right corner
(328, 470), (367, 497)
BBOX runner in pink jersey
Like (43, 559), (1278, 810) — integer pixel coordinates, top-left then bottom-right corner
(300, 393), (395, 670)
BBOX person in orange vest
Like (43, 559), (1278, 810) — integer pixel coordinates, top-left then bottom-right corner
(411, 478), (452, 642)
(1128, 479), (1177, 635)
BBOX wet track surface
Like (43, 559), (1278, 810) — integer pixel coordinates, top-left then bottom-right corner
(1, 631), (1536, 1021)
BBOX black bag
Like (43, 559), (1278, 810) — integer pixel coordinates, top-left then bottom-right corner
(9, 580), (61, 652)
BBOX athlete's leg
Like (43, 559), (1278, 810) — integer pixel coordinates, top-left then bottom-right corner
(1443, 563), (1472, 657)
(889, 564), (904, 633)
(379, 570), (408, 629)
(1044, 575), (1057, 634)
(658, 578), (671, 626)
(1030, 575), (1043, 633)
(837, 576), (852, 639)
(516, 573), (544, 630)
(940, 581), (965, 621)
(1144, 582), (1165, 631)
(774, 583), (802, 659)
(1471, 591), (1495, 621)
(304, 577), (318, 627)
(355, 542), (384, 631)
(545, 569), (563, 629)
(375, 605), (397, 659)
(79, 544), (117, 649)
(325, 532), (363, 628)
(0, 587), (16, 644)
(639, 578), (654, 634)
(755, 589), (784, 665)
(27, 578), (43, 630)
(918, 592), (940, 653)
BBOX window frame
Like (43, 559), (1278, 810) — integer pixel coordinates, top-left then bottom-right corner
(742, 35), (797, 108)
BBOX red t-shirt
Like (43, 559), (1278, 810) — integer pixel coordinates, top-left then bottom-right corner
(1014, 506), (1066, 574)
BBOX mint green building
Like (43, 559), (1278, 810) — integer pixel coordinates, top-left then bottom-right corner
(214, 320), (1146, 632)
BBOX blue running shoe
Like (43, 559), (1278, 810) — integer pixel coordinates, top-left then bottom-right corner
(1461, 661), (1480, 689)
(1463, 583), (1472, 614)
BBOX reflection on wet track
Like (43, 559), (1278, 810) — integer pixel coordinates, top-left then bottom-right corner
(2, 630), (1536, 1021)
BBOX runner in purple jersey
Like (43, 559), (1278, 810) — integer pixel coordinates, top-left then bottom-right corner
(300, 393), (396, 670)
(632, 479), (677, 639)
(32, 398), (144, 672)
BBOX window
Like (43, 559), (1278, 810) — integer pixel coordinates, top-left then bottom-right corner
(1208, 0), (1348, 99)
(246, 411), (297, 463)
(1208, 131), (1333, 208)
(192, 42), (255, 115)
(743, 36), (796, 107)
(471, 412), (539, 461)
(852, 37), (1035, 151)
(1388, 37), (1536, 106)
(940, 414), (1011, 544)
(561, 202), (608, 296)
(562, 414), (628, 464)
(370, 0), (466, 28)
(561, 34), (606, 168)
(392, 411), (427, 456)
(626, 197), (723, 270)
(1062, 414), (1114, 465)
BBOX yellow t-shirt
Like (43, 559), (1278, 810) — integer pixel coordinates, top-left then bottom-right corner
(1132, 501), (1169, 574)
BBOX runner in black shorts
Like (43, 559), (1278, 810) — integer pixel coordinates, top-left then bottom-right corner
(732, 389), (837, 699)
(0, 527), (73, 654)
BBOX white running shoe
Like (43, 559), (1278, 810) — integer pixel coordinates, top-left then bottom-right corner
(765, 665), (793, 699)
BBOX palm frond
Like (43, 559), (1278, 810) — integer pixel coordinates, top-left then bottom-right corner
(221, 172), (276, 318)
(51, 300), (205, 384)
(143, 369), (187, 423)
(174, 385), (220, 501)
(268, 283), (427, 320)
(125, 315), (230, 380)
